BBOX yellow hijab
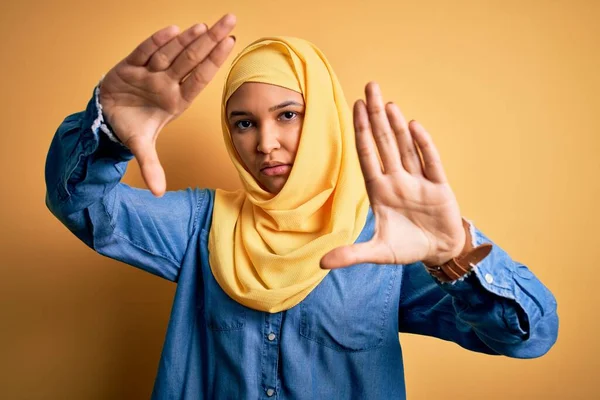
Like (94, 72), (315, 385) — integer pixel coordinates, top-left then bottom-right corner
(208, 37), (369, 313)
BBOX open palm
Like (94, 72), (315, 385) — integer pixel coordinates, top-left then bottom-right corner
(320, 82), (466, 269)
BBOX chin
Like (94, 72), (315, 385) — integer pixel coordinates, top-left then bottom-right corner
(254, 173), (290, 194)
(263, 179), (287, 195)
(266, 185), (283, 195)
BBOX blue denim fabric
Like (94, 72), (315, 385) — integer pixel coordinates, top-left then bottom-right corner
(45, 86), (559, 399)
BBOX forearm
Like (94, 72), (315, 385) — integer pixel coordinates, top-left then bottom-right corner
(399, 223), (558, 359)
(45, 84), (134, 243)
(431, 224), (558, 358)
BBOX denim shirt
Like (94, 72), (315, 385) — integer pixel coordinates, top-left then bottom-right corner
(45, 86), (558, 399)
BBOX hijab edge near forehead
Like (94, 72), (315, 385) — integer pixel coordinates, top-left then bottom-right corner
(223, 39), (305, 107)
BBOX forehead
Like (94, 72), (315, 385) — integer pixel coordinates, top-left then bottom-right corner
(226, 82), (304, 111)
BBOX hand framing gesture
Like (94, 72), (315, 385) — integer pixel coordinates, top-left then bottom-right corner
(99, 14), (237, 196)
(321, 82), (466, 269)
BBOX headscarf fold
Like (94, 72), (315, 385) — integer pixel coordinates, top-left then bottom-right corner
(208, 37), (369, 313)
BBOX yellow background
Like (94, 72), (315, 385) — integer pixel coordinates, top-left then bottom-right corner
(1, 0), (597, 398)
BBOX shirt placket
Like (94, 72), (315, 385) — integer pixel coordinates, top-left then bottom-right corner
(260, 311), (283, 399)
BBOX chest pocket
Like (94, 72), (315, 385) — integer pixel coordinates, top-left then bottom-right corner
(299, 264), (400, 352)
(199, 229), (247, 331)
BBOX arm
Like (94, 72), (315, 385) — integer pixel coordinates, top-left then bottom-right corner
(318, 82), (559, 357)
(45, 85), (206, 281)
(398, 221), (558, 359)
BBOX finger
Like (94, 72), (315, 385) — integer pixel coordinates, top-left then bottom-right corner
(409, 120), (448, 184)
(169, 13), (236, 81)
(320, 241), (390, 269)
(364, 82), (402, 173)
(125, 25), (181, 66)
(126, 136), (167, 197)
(180, 36), (236, 102)
(353, 100), (383, 183)
(147, 23), (208, 72)
(386, 102), (423, 176)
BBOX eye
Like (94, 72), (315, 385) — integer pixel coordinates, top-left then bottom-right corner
(279, 111), (298, 121)
(234, 120), (253, 131)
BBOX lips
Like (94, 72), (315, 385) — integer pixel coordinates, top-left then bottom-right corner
(260, 161), (287, 170)
(260, 163), (292, 176)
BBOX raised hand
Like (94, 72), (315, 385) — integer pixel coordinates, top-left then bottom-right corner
(99, 13), (237, 197)
(320, 82), (466, 269)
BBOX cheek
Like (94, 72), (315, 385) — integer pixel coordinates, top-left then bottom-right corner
(283, 124), (302, 155)
(232, 136), (257, 166)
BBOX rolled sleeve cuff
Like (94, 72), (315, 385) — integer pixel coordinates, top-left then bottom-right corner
(434, 221), (547, 338)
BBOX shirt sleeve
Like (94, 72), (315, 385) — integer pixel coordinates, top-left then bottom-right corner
(44, 83), (208, 282)
(398, 221), (559, 359)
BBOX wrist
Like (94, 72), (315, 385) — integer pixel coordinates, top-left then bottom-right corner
(95, 80), (128, 149)
(423, 218), (471, 267)
(423, 218), (492, 283)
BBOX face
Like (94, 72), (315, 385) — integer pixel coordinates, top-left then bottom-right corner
(226, 82), (305, 194)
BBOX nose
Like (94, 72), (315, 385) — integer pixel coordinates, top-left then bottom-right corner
(256, 124), (281, 154)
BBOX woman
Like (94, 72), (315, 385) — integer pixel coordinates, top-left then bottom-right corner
(45, 13), (558, 399)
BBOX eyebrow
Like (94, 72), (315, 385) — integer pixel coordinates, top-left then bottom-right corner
(228, 101), (304, 119)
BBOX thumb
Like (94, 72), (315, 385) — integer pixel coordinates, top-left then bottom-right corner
(320, 241), (387, 270)
(127, 136), (166, 197)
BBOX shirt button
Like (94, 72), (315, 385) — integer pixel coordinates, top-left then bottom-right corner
(267, 333), (276, 341)
(484, 273), (494, 284)
(266, 388), (275, 397)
